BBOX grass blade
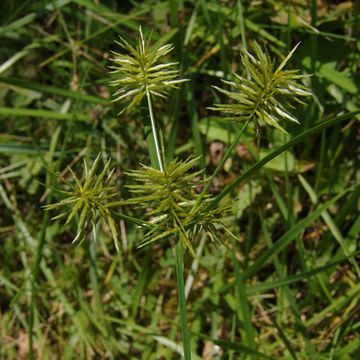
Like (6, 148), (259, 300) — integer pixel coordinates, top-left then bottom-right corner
(206, 110), (360, 211)
(244, 187), (355, 278)
(192, 332), (274, 359)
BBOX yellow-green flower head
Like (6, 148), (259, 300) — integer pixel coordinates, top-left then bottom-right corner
(44, 154), (120, 251)
(210, 41), (312, 134)
(107, 157), (231, 256)
(109, 26), (188, 113)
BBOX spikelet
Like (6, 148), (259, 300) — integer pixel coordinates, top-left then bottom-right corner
(44, 154), (121, 251)
(108, 157), (231, 256)
(109, 26), (188, 113)
(209, 41), (312, 134)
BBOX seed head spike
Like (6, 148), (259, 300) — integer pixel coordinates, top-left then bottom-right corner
(209, 41), (311, 133)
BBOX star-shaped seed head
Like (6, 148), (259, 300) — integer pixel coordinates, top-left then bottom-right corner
(109, 26), (188, 113)
(44, 154), (121, 251)
(209, 41), (312, 134)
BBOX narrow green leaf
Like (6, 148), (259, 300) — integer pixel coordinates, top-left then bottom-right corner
(206, 111), (360, 212)
(192, 332), (275, 359)
(244, 187), (354, 278)
(0, 76), (109, 104)
(0, 107), (88, 122)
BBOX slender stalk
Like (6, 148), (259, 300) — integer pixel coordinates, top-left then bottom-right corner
(202, 120), (249, 196)
(191, 119), (250, 214)
(146, 90), (164, 172)
(146, 87), (191, 358)
(175, 241), (192, 360)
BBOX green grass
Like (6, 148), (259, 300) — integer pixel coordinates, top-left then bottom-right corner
(1, 0), (359, 359)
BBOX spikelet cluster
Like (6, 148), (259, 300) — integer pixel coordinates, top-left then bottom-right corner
(109, 27), (187, 112)
(114, 158), (231, 256)
(44, 154), (120, 250)
(210, 41), (311, 133)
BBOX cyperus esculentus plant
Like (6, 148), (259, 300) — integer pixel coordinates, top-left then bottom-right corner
(210, 41), (311, 134)
(107, 27), (231, 359)
(46, 28), (311, 360)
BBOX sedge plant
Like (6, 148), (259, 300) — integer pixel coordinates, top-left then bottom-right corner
(108, 27), (231, 359)
(46, 28), (311, 359)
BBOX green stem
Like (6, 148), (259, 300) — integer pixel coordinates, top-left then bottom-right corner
(146, 87), (191, 358)
(175, 241), (192, 360)
(146, 90), (164, 172)
(191, 119), (250, 213)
